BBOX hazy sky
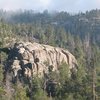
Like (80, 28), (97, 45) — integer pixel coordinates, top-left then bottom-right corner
(0, 0), (100, 12)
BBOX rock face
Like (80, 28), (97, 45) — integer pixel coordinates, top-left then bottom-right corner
(7, 42), (78, 81)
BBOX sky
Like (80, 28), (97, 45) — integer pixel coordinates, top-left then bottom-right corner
(0, 0), (100, 13)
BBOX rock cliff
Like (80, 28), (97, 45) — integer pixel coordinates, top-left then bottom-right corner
(6, 42), (78, 82)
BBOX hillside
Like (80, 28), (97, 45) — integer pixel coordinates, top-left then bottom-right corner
(0, 9), (100, 100)
(0, 9), (100, 45)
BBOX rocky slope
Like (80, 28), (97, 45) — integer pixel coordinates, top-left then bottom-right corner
(5, 42), (78, 83)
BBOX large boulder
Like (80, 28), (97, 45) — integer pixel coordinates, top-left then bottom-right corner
(7, 42), (78, 80)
